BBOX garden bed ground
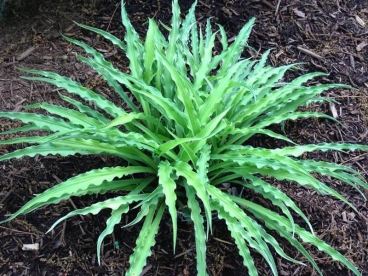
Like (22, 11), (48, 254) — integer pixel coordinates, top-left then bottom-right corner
(0, 0), (368, 275)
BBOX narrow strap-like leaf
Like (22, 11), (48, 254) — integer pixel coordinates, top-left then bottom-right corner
(185, 185), (208, 276)
(155, 49), (201, 134)
(26, 102), (104, 128)
(0, 112), (75, 132)
(174, 161), (212, 237)
(121, 1), (144, 78)
(58, 93), (109, 124)
(1, 166), (152, 223)
(237, 197), (362, 276)
(231, 196), (323, 276)
(126, 203), (165, 276)
(211, 200), (261, 276)
(208, 185), (277, 274)
(273, 143), (368, 157)
(74, 21), (126, 51)
(20, 69), (125, 117)
(0, 133), (64, 146)
(158, 161), (178, 251)
(239, 175), (313, 234)
(97, 204), (130, 264)
(123, 187), (163, 228)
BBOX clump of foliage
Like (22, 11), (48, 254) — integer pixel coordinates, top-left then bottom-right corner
(0, 1), (366, 275)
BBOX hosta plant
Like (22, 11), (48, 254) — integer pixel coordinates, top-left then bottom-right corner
(1, 0), (367, 275)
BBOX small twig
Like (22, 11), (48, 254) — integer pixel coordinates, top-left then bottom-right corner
(275, 0), (281, 16)
(106, 2), (121, 32)
(3, 60), (17, 68)
(297, 46), (324, 60)
(0, 225), (38, 236)
(261, 0), (275, 9)
(174, 248), (194, 259)
(68, 198), (85, 222)
(61, 220), (66, 245)
(341, 152), (368, 164)
(16, 46), (35, 61)
(213, 237), (233, 245)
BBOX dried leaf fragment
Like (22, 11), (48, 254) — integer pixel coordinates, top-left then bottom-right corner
(357, 41), (368, 52)
(329, 103), (338, 119)
(355, 15), (366, 27)
(22, 243), (40, 251)
(293, 8), (305, 18)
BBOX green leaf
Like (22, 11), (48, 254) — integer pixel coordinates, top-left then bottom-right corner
(185, 185), (207, 276)
(208, 185), (278, 274)
(120, 1), (144, 78)
(1, 166), (153, 223)
(211, 200), (258, 276)
(46, 195), (146, 234)
(216, 17), (255, 73)
(155, 49), (201, 134)
(102, 112), (144, 129)
(97, 204), (130, 264)
(0, 111), (76, 132)
(158, 161), (178, 251)
(58, 93), (110, 124)
(240, 175), (313, 235)
(20, 69), (125, 117)
(143, 19), (160, 84)
(235, 197), (361, 276)
(273, 143), (368, 157)
(231, 196), (322, 275)
(123, 186), (163, 228)
(0, 142), (87, 162)
(174, 161), (212, 237)
(74, 22), (126, 51)
(25, 102), (104, 128)
(126, 203), (165, 276)
(196, 144), (211, 185)
(0, 133), (62, 146)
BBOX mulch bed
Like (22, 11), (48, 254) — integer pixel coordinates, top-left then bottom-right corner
(0, 0), (367, 275)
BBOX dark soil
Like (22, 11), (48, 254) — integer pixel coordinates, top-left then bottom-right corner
(1, 0), (368, 275)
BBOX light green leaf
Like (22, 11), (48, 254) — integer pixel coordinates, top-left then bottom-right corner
(0, 133), (63, 145)
(1, 166), (153, 223)
(74, 22), (126, 51)
(25, 102), (104, 128)
(58, 93), (109, 123)
(235, 197), (361, 276)
(174, 161), (212, 237)
(46, 195), (146, 234)
(273, 143), (368, 157)
(185, 185), (207, 276)
(208, 185), (277, 275)
(126, 203), (165, 276)
(102, 113), (144, 129)
(121, 1), (144, 78)
(158, 161), (178, 251)
(155, 49), (201, 134)
(0, 111), (76, 132)
(240, 175), (313, 234)
(20, 69), (125, 117)
(212, 200), (258, 276)
(97, 204), (130, 264)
